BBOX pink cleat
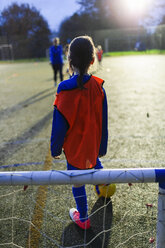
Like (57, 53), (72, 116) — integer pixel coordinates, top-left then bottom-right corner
(69, 208), (90, 230)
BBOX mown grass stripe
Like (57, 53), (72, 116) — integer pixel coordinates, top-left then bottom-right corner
(26, 148), (52, 248)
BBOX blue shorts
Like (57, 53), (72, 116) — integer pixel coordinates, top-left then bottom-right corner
(67, 157), (103, 170)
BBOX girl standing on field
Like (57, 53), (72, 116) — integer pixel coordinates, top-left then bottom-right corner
(49, 37), (63, 87)
(50, 35), (108, 230)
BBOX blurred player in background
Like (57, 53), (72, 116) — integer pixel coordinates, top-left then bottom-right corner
(49, 37), (63, 87)
(50, 36), (108, 230)
(64, 43), (70, 77)
(96, 45), (103, 67)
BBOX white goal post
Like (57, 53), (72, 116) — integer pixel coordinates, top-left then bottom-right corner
(0, 167), (165, 248)
(0, 168), (164, 185)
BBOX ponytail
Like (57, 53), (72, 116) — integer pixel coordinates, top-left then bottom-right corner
(68, 36), (95, 90)
(77, 65), (86, 89)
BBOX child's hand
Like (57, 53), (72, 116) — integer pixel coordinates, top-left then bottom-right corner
(53, 156), (60, 159)
(98, 154), (105, 158)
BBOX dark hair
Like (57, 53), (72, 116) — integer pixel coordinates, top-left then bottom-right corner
(68, 36), (95, 89)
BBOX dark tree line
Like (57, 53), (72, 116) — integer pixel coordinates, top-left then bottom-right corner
(0, 3), (51, 59)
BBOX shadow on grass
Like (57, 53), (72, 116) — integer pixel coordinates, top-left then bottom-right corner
(61, 197), (113, 248)
(0, 87), (55, 121)
(0, 111), (53, 165)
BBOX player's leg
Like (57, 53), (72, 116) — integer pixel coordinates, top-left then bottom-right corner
(94, 158), (116, 198)
(67, 162), (90, 229)
(70, 184), (90, 229)
(59, 63), (63, 81)
(53, 64), (58, 86)
(72, 184), (88, 221)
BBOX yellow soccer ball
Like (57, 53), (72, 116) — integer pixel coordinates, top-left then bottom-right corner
(94, 184), (116, 198)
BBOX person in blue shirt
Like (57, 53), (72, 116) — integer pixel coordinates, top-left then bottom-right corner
(49, 37), (63, 87)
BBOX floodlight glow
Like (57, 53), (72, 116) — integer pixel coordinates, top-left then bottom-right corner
(123, 0), (153, 15)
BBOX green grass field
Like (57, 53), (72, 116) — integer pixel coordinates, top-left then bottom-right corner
(104, 49), (165, 57)
(0, 55), (165, 247)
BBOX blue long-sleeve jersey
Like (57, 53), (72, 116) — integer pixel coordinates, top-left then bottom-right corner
(49, 45), (63, 65)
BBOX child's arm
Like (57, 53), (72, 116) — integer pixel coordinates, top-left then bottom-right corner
(50, 108), (69, 158)
(49, 46), (54, 64)
(99, 88), (108, 157)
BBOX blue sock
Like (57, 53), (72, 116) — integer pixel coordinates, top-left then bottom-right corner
(72, 185), (88, 222)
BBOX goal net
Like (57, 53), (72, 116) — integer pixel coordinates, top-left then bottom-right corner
(0, 168), (164, 248)
(0, 44), (14, 61)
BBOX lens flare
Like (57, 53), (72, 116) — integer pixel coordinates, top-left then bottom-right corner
(123, 0), (153, 15)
